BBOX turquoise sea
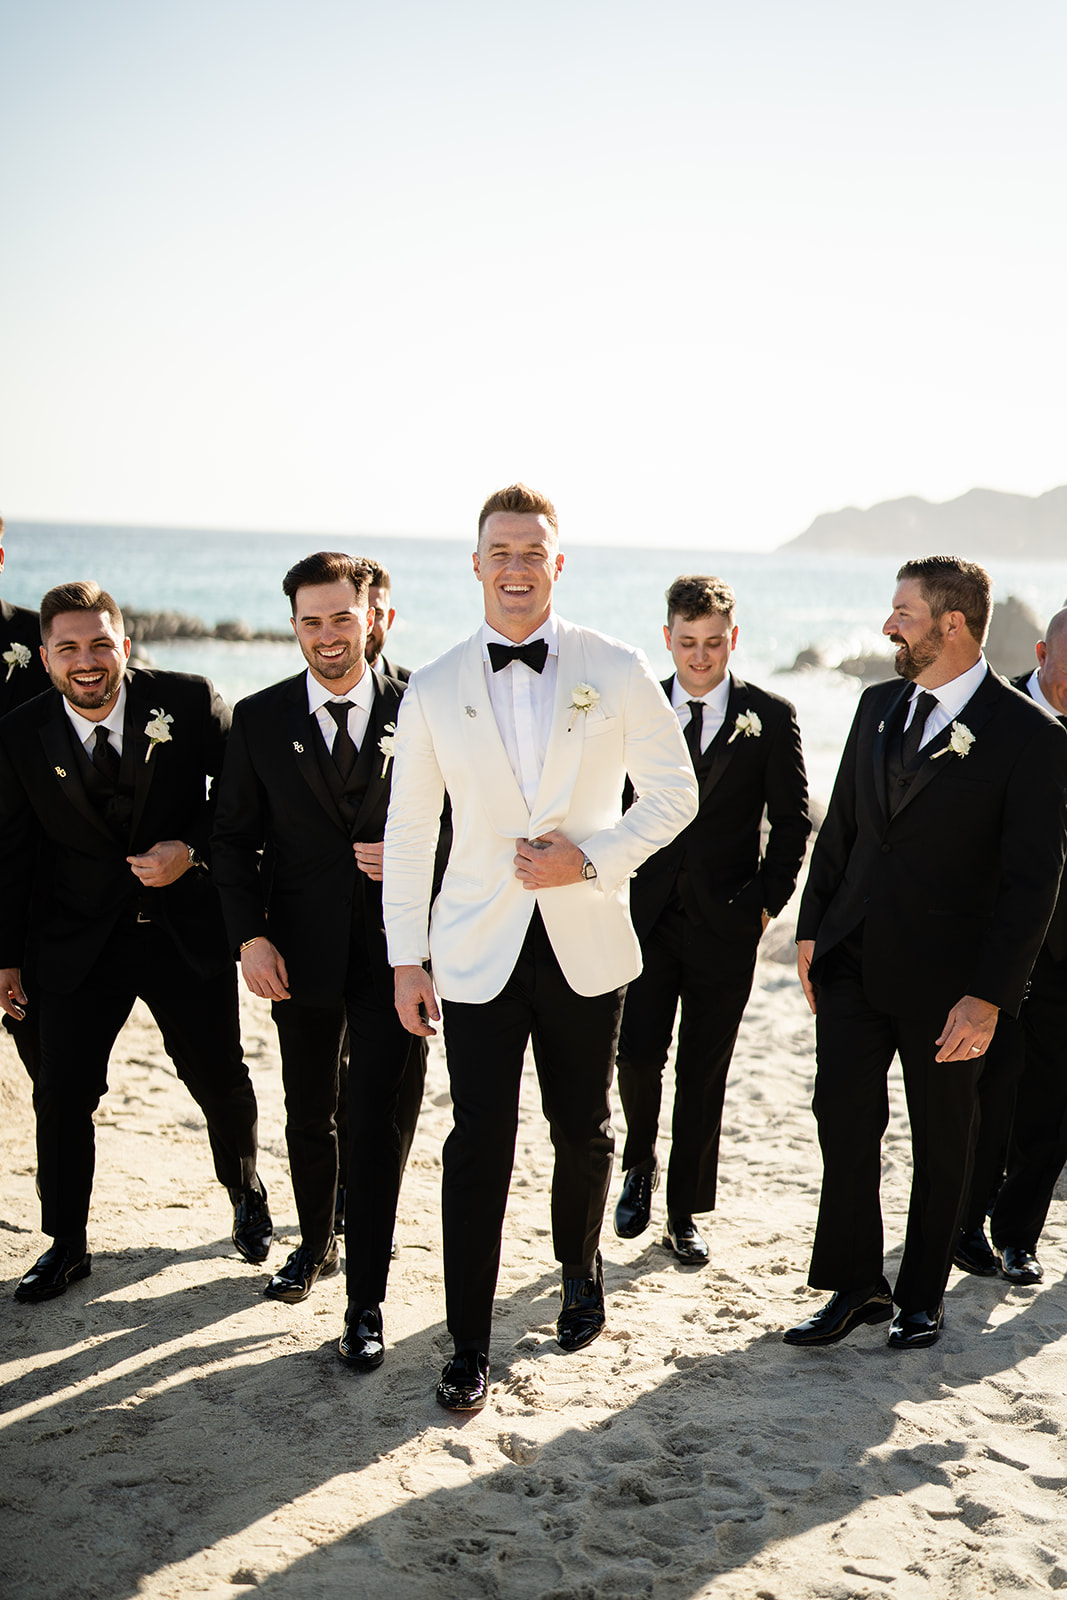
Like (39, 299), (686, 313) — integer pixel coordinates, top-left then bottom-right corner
(6, 521), (1067, 801)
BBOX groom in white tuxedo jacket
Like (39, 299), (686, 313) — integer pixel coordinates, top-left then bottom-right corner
(384, 483), (697, 1411)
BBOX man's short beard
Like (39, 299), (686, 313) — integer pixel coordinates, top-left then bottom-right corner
(54, 671), (121, 709)
(364, 637), (382, 668)
(892, 624), (943, 682)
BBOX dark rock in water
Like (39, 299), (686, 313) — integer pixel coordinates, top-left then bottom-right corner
(984, 595), (1043, 679)
(121, 608), (292, 645)
(786, 646), (828, 673)
(837, 652), (892, 683)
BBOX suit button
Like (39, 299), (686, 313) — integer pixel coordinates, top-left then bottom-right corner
(881, 843), (891, 854)
(863, 896), (870, 904)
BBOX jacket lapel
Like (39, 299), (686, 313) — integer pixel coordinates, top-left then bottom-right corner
(874, 681), (911, 821)
(39, 699), (115, 842)
(348, 672), (396, 838)
(697, 674), (749, 803)
(457, 632), (532, 837)
(528, 620), (588, 837)
(891, 667), (999, 820)
(125, 672), (162, 841)
(284, 677), (350, 834)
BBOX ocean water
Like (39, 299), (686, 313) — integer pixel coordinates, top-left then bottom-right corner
(6, 520), (1067, 801)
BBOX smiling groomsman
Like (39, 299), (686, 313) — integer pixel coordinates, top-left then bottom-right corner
(613, 576), (809, 1264)
(0, 581), (269, 1303)
(212, 552), (423, 1371)
(786, 557), (1067, 1352)
(384, 483), (697, 1413)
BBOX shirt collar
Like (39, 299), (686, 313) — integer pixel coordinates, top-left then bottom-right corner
(63, 678), (127, 745)
(1027, 667), (1061, 718)
(481, 612), (559, 659)
(671, 670), (732, 717)
(305, 663), (375, 716)
(909, 655), (987, 722)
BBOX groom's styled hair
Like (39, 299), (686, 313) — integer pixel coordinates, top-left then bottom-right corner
(40, 580), (124, 640)
(477, 484), (558, 544)
(665, 575), (737, 628)
(896, 556), (993, 646)
(282, 552), (373, 612)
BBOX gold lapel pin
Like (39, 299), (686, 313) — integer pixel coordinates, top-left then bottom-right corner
(54, 765), (67, 777)
(293, 741), (304, 753)
(877, 721), (885, 733)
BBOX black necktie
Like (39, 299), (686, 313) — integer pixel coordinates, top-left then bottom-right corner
(92, 726), (120, 786)
(487, 639), (549, 674)
(684, 700), (704, 764)
(326, 702), (357, 783)
(901, 690), (938, 766)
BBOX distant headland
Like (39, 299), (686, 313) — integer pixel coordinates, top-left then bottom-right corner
(780, 485), (1067, 556)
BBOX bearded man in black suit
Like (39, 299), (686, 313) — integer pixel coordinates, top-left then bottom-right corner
(613, 575), (810, 1264)
(786, 557), (1067, 1351)
(211, 552), (424, 1372)
(953, 607), (1067, 1286)
(0, 581), (269, 1304)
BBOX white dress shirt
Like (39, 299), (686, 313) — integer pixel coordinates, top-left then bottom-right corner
(481, 614), (559, 807)
(670, 671), (731, 754)
(64, 680), (127, 758)
(902, 655), (988, 749)
(306, 665), (375, 754)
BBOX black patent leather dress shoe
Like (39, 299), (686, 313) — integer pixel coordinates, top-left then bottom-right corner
(953, 1225), (998, 1276)
(614, 1157), (659, 1239)
(231, 1179), (273, 1264)
(264, 1238), (339, 1304)
(557, 1250), (606, 1352)
(782, 1277), (893, 1346)
(14, 1243), (92, 1303)
(436, 1349), (490, 1412)
(663, 1215), (709, 1266)
(887, 1302), (944, 1349)
(998, 1245), (1043, 1285)
(338, 1305), (384, 1369)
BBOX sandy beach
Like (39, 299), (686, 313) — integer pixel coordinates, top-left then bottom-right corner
(3, 891), (1067, 1600)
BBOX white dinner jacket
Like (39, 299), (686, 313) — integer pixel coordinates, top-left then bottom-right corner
(383, 616), (698, 1002)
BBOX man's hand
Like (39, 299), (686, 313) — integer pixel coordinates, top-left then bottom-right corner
(395, 964), (440, 1036)
(514, 831), (586, 890)
(127, 840), (192, 888)
(797, 939), (818, 1015)
(0, 968), (27, 1022)
(935, 995), (999, 1063)
(353, 841), (384, 882)
(240, 937), (291, 1002)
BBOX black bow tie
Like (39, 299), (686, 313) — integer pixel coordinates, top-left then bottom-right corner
(487, 639), (549, 675)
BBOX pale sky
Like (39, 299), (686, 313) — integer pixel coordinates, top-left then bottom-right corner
(3, 1), (1065, 549)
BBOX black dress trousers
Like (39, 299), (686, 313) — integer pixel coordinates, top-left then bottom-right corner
(808, 926), (984, 1310)
(35, 920), (258, 1241)
(440, 907), (625, 1350)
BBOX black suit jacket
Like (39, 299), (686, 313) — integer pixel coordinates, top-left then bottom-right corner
(798, 667), (1067, 1018)
(628, 673), (810, 939)
(378, 655), (411, 683)
(0, 597), (50, 717)
(1013, 671), (1067, 964)
(211, 668), (407, 1006)
(0, 668), (233, 991)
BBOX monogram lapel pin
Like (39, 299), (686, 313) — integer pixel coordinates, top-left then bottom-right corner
(54, 765), (67, 777)
(464, 706), (477, 718)
(293, 741), (304, 753)
(878, 721), (885, 733)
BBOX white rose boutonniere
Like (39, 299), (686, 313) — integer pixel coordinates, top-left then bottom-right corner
(727, 709), (762, 745)
(144, 708), (174, 763)
(568, 682), (600, 729)
(2, 641), (31, 682)
(931, 720), (974, 761)
(379, 722), (397, 778)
